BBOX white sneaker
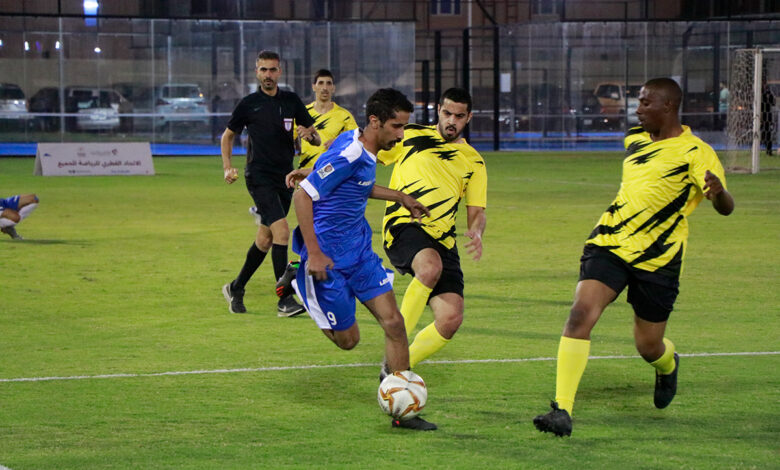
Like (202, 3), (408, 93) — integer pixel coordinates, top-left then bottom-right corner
(248, 206), (262, 226)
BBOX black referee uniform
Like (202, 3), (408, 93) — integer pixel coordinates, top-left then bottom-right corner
(227, 89), (315, 225)
(223, 88), (315, 315)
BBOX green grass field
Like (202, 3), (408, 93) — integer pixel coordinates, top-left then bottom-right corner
(1, 153), (778, 469)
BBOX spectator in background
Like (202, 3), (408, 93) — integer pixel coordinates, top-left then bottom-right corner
(760, 82), (775, 156)
(718, 81), (730, 130)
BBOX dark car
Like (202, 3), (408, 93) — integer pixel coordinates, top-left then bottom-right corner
(29, 86), (129, 132)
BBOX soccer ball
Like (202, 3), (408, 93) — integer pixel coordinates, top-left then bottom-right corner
(377, 370), (427, 420)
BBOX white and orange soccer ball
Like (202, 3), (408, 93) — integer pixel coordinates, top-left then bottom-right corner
(377, 370), (428, 420)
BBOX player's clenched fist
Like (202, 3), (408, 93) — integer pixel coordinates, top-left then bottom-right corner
(224, 167), (239, 184)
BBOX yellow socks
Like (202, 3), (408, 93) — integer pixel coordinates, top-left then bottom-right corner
(408, 322), (450, 368)
(400, 277), (433, 333)
(555, 336), (591, 415)
(650, 338), (676, 375)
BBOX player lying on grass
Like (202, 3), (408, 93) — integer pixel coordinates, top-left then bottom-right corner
(0, 193), (39, 240)
(283, 89), (438, 431)
(533, 77), (735, 437)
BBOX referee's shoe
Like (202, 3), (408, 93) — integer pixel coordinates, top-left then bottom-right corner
(533, 401), (572, 437)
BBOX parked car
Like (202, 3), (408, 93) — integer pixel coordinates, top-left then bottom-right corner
(29, 86), (128, 132)
(0, 83), (27, 117)
(0, 83), (28, 130)
(67, 87), (123, 131)
(135, 83), (209, 130)
(593, 81), (640, 126)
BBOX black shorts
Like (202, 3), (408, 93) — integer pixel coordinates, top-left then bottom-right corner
(579, 244), (679, 323)
(384, 224), (464, 298)
(245, 172), (293, 227)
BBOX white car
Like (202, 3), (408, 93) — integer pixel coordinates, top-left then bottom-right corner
(154, 83), (209, 129)
(68, 88), (122, 131)
(0, 83), (27, 119)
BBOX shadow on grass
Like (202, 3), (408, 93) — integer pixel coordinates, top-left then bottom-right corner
(1, 239), (91, 246)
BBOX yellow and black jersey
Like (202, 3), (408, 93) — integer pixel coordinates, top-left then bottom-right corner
(377, 124), (487, 251)
(296, 102), (358, 169)
(587, 125), (727, 277)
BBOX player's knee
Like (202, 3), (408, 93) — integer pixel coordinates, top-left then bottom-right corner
(437, 311), (463, 338)
(415, 259), (442, 287)
(255, 232), (273, 251)
(635, 338), (664, 362)
(563, 303), (597, 337)
(1, 210), (20, 223)
(272, 227), (290, 243)
(383, 312), (407, 339)
(335, 334), (359, 350)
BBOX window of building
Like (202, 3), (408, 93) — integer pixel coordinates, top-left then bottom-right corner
(532, 0), (559, 16)
(431, 0), (461, 15)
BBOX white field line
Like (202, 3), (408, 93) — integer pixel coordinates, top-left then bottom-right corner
(1, 351), (778, 384)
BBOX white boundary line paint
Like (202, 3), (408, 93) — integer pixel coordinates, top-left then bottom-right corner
(1, 351), (778, 384)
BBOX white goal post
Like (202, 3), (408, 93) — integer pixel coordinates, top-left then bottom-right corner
(726, 48), (780, 174)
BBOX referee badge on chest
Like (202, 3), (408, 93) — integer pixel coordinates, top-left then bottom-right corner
(284, 118), (293, 132)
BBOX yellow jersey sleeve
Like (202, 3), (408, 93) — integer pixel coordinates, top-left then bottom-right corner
(465, 150), (487, 208)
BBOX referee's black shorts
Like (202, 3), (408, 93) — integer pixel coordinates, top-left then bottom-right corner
(384, 223), (464, 298)
(579, 244), (680, 323)
(245, 172), (293, 227)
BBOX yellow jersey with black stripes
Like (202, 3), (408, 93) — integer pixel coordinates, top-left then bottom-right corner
(297, 102), (358, 169)
(586, 125), (727, 277)
(377, 124), (487, 251)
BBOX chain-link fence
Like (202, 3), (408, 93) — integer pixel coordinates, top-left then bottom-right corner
(0, 17), (414, 148)
(415, 20), (780, 152)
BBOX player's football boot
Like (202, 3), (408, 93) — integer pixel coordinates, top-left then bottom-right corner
(1, 226), (23, 240)
(392, 416), (437, 431)
(277, 295), (305, 317)
(533, 401), (572, 437)
(248, 206), (262, 226)
(654, 352), (679, 409)
(379, 360), (390, 383)
(222, 282), (247, 314)
(275, 261), (300, 298)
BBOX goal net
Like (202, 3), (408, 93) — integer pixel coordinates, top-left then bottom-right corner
(725, 48), (780, 173)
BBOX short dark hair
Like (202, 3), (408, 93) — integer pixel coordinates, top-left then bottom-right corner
(257, 50), (280, 62)
(365, 88), (413, 124)
(313, 69), (334, 84)
(644, 78), (682, 111)
(440, 87), (473, 112)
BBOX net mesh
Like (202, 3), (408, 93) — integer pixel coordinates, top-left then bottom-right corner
(725, 49), (780, 173)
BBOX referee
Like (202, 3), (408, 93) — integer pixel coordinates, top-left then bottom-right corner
(221, 50), (320, 316)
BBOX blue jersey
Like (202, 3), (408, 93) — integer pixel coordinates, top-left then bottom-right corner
(295, 129), (377, 267)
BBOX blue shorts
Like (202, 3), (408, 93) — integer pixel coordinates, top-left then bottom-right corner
(292, 251), (394, 331)
(0, 195), (20, 212)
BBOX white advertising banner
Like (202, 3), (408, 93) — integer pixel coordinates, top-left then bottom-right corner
(34, 142), (155, 176)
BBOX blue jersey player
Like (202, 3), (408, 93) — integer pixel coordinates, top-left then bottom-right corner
(1, 193), (39, 240)
(285, 89), (437, 431)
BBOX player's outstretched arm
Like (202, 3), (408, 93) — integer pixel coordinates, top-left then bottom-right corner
(464, 205), (486, 261)
(703, 170), (735, 216)
(286, 168), (313, 188)
(221, 128), (239, 184)
(369, 185), (431, 222)
(293, 189), (333, 280)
